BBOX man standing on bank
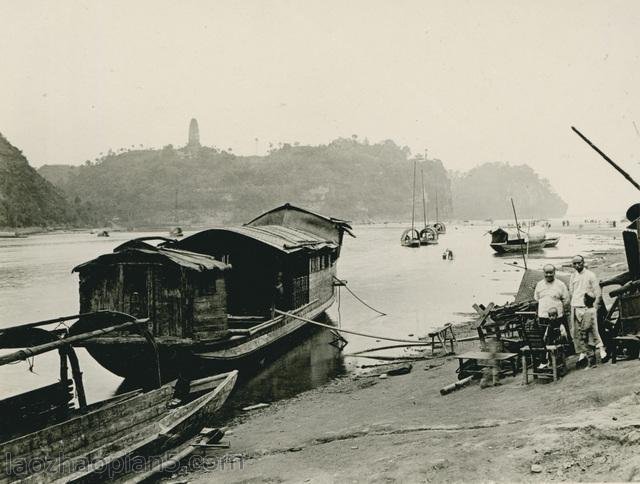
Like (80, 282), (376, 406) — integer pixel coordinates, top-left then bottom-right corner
(534, 264), (570, 340)
(569, 255), (606, 362)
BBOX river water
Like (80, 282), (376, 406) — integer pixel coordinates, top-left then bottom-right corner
(0, 223), (622, 409)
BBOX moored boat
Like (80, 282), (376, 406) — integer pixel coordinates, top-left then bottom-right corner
(401, 160), (422, 248)
(401, 228), (421, 247)
(489, 227), (546, 254)
(542, 234), (560, 248)
(73, 204), (353, 380)
(419, 226), (438, 245)
(419, 168), (439, 246)
(0, 231), (27, 238)
(0, 313), (237, 483)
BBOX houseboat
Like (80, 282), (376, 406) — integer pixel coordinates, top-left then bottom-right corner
(73, 204), (353, 380)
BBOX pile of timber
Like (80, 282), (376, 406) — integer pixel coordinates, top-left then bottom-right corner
(487, 300), (536, 325)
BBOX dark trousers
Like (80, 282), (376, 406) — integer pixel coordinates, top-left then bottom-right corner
(538, 315), (572, 347)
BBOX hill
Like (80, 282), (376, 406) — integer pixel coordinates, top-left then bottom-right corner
(38, 138), (453, 226)
(451, 162), (568, 219)
(0, 133), (93, 228)
(37, 136), (567, 226)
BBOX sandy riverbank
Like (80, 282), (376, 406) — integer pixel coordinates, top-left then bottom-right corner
(179, 244), (639, 483)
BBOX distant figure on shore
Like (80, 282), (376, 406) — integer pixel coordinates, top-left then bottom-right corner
(442, 249), (454, 260)
(534, 264), (569, 339)
(569, 255), (606, 363)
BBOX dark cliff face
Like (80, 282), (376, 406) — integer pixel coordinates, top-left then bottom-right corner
(0, 133), (88, 227)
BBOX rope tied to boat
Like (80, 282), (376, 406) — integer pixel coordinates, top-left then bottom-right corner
(275, 310), (424, 344)
(332, 276), (387, 316)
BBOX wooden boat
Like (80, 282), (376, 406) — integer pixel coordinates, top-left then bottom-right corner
(97, 230), (110, 237)
(401, 228), (421, 247)
(419, 227), (438, 245)
(489, 227), (545, 254)
(542, 235), (560, 248)
(401, 160), (422, 247)
(0, 313), (237, 483)
(73, 204), (353, 380)
(432, 190), (446, 235)
(432, 221), (446, 235)
(419, 168), (438, 246)
(0, 231), (27, 238)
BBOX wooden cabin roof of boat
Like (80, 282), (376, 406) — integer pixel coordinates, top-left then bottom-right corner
(246, 203), (354, 243)
(72, 241), (230, 273)
(176, 225), (337, 255)
(173, 204), (354, 256)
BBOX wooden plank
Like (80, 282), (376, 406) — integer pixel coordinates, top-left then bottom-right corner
(455, 351), (517, 360)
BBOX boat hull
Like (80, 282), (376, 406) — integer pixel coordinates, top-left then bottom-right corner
(401, 239), (420, 248)
(0, 371), (237, 484)
(80, 297), (335, 380)
(490, 242), (545, 254)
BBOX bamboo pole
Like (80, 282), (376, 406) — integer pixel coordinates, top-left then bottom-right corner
(0, 320), (146, 366)
(510, 198), (527, 269)
(571, 126), (640, 191)
(411, 160), (417, 232)
(421, 168), (428, 228)
(0, 311), (116, 333)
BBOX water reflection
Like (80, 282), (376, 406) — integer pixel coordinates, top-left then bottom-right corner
(116, 319), (347, 420)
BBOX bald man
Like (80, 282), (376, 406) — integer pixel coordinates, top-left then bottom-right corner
(534, 264), (569, 320)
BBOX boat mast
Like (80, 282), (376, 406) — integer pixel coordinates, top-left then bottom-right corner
(435, 190), (440, 224)
(411, 160), (417, 233)
(510, 197), (528, 269)
(174, 188), (179, 225)
(421, 168), (428, 228)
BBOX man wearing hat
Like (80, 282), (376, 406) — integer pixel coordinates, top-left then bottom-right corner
(569, 255), (605, 362)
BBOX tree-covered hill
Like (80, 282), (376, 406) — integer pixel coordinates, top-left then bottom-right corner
(451, 162), (568, 219)
(0, 133), (93, 228)
(38, 138), (453, 226)
(37, 138), (567, 227)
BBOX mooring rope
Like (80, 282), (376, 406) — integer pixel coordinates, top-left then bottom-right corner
(275, 309), (422, 344)
(333, 276), (387, 316)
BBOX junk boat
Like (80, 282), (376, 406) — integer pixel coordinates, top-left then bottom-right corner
(401, 160), (423, 248)
(0, 312), (237, 483)
(73, 204), (353, 380)
(418, 168), (438, 246)
(401, 228), (421, 247)
(488, 226), (546, 254)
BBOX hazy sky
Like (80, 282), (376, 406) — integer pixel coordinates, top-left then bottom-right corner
(2, 0), (640, 215)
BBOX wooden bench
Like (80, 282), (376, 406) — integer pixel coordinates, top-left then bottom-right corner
(455, 351), (518, 380)
(426, 323), (456, 356)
